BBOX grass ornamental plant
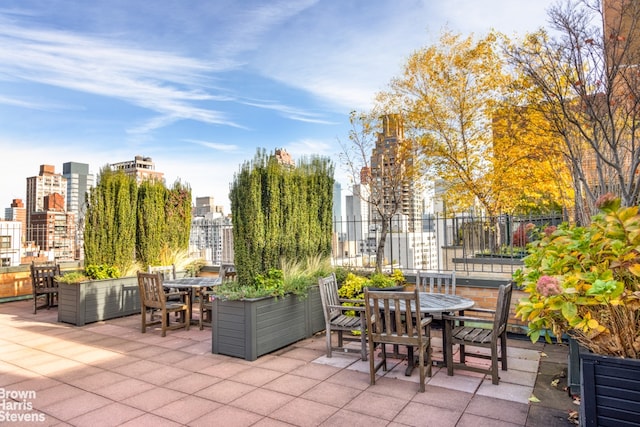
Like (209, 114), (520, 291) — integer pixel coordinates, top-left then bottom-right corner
(515, 195), (640, 358)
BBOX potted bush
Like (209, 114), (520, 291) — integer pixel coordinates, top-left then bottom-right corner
(57, 264), (141, 326)
(514, 194), (640, 426)
(211, 257), (331, 361)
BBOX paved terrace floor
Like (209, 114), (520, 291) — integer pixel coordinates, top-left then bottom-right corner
(0, 300), (576, 426)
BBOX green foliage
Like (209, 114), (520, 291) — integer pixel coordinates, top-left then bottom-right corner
(229, 148), (334, 287)
(337, 270), (405, 300)
(515, 195), (640, 358)
(214, 256), (331, 300)
(84, 166), (192, 273)
(55, 271), (89, 284)
(84, 264), (121, 280)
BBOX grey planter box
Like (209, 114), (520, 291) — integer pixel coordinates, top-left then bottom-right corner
(212, 286), (324, 361)
(580, 351), (640, 427)
(58, 276), (140, 326)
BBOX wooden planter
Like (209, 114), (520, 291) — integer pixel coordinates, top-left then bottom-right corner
(58, 277), (140, 326)
(580, 351), (640, 426)
(212, 286), (324, 361)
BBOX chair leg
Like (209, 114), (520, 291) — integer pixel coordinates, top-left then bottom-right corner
(500, 334), (508, 370)
(161, 311), (168, 337)
(360, 330), (368, 361)
(141, 307), (147, 333)
(325, 326), (332, 358)
(418, 344), (425, 392)
(368, 340), (377, 385)
(491, 342), (499, 385)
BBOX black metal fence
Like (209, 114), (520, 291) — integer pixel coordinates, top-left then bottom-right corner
(4, 212), (565, 274)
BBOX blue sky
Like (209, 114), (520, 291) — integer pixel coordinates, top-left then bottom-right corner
(1, 0), (555, 213)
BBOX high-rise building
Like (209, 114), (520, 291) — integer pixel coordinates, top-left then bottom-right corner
(370, 115), (423, 231)
(63, 162), (94, 259)
(62, 162), (94, 223)
(110, 155), (164, 183)
(194, 196), (224, 217)
(26, 165), (67, 242)
(4, 199), (27, 243)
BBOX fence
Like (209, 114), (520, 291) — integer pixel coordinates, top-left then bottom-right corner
(3, 212), (565, 275)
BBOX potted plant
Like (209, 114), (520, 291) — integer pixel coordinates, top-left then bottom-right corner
(211, 257), (330, 361)
(514, 194), (640, 426)
(57, 264), (141, 326)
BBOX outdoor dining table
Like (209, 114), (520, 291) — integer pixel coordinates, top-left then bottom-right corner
(376, 292), (475, 375)
(163, 277), (221, 324)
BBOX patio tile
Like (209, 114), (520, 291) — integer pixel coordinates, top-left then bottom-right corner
(229, 366), (284, 387)
(228, 388), (295, 416)
(189, 404), (263, 427)
(68, 402), (145, 427)
(172, 354), (223, 372)
(301, 380), (363, 408)
(312, 354), (358, 369)
(163, 372), (221, 394)
(276, 347), (324, 362)
(456, 413), (524, 427)
(255, 355), (308, 372)
(198, 360), (251, 379)
(120, 413), (183, 427)
(427, 369), (483, 394)
(40, 391), (111, 421)
(343, 390), (408, 421)
(111, 359), (165, 377)
(262, 373), (321, 396)
(195, 379), (257, 404)
(412, 385), (473, 411)
(30, 383), (86, 408)
(465, 395), (529, 425)
(476, 378), (534, 404)
(67, 370), (128, 391)
(137, 365), (192, 386)
(324, 367), (371, 391)
(92, 378), (156, 400)
(393, 401), (463, 427)
(269, 397), (338, 427)
(498, 367), (537, 387)
(290, 361), (341, 380)
(152, 395), (216, 424)
(321, 408), (390, 426)
(120, 387), (188, 411)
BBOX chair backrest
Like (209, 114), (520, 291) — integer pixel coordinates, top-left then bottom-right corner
(493, 282), (514, 336)
(31, 262), (60, 290)
(148, 265), (176, 281)
(416, 270), (455, 294)
(137, 272), (166, 310)
(318, 273), (342, 322)
(364, 288), (426, 345)
(221, 264), (237, 281)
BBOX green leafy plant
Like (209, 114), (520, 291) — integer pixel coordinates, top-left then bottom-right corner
(55, 271), (89, 284)
(515, 194), (640, 358)
(84, 264), (121, 280)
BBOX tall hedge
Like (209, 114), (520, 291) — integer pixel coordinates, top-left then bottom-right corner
(229, 149), (334, 285)
(84, 167), (137, 271)
(84, 167), (192, 272)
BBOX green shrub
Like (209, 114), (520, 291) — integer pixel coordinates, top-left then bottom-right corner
(55, 271), (89, 284)
(85, 264), (121, 280)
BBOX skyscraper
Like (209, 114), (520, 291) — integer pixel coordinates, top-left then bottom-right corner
(26, 165), (67, 242)
(63, 162), (94, 259)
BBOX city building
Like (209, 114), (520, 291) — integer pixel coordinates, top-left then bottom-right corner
(194, 196), (224, 217)
(370, 114), (423, 231)
(29, 194), (75, 261)
(0, 221), (22, 267)
(63, 162), (94, 259)
(4, 199), (27, 245)
(25, 165), (67, 243)
(109, 155), (164, 183)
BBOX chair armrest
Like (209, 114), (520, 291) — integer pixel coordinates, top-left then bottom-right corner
(420, 317), (432, 328)
(442, 314), (493, 324)
(328, 303), (364, 312)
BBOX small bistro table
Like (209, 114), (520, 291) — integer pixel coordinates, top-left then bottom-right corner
(377, 292), (475, 375)
(163, 277), (221, 324)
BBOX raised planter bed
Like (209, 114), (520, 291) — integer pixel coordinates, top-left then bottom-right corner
(580, 351), (640, 426)
(212, 286), (324, 361)
(58, 276), (140, 326)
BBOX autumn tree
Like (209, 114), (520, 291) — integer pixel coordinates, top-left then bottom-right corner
(376, 30), (570, 249)
(508, 0), (640, 224)
(339, 111), (421, 272)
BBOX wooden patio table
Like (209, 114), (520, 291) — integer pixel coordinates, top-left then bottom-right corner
(163, 277), (221, 324)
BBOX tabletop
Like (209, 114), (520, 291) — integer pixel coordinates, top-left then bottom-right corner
(163, 277), (221, 288)
(375, 292), (474, 314)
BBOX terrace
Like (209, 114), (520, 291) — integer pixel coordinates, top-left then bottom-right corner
(0, 299), (575, 426)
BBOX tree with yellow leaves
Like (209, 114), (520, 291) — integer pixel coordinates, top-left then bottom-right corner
(376, 30), (572, 249)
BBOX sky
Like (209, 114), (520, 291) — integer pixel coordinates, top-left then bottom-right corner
(1, 0), (557, 213)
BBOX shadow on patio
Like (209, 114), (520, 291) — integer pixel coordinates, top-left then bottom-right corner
(0, 299), (575, 426)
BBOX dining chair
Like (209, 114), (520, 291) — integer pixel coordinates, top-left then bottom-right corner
(30, 262), (60, 314)
(137, 271), (190, 337)
(416, 270), (456, 295)
(199, 289), (213, 330)
(443, 282), (513, 384)
(364, 288), (432, 392)
(318, 273), (367, 361)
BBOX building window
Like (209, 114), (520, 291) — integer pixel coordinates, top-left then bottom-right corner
(1, 257), (9, 267)
(0, 236), (10, 249)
